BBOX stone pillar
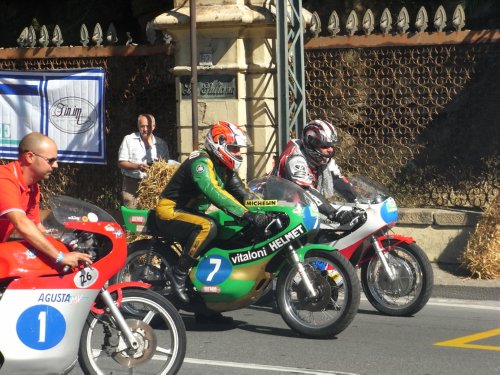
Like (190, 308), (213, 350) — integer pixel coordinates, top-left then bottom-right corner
(153, 0), (276, 179)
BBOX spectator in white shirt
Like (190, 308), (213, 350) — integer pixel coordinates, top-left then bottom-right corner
(118, 113), (170, 208)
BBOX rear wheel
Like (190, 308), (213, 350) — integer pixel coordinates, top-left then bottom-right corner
(361, 240), (433, 316)
(276, 250), (360, 338)
(110, 240), (175, 296)
(79, 289), (186, 375)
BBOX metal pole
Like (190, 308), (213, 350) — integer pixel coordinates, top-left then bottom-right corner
(276, 0), (307, 154)
(276, 0), (288, 155)
(190, 0), (199, 150)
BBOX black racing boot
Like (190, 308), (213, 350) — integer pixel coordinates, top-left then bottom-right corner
(168, 254), (196, 304)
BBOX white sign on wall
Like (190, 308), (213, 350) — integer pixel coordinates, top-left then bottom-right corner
(0, 68), (106, 164)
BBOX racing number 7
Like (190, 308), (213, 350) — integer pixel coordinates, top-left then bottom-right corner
(206, 258), (221, 282)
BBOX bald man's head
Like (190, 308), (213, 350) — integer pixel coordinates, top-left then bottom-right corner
(17, 132), (59, 183)
(18, 132), (57, 156)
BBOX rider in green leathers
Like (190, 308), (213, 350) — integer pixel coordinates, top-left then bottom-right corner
(155, 121), (267, 322)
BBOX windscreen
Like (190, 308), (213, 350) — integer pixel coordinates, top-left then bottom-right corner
(248, 176), (317, 208)
(43, 195), (116, 238)
(342, 176), (391, 203)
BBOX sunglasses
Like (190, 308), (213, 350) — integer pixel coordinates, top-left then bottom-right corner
(30, 151), (58, 165)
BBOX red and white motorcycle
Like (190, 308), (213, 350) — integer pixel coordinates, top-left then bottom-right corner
(0, 195), (186, 375)
(316, 176), (433, 316)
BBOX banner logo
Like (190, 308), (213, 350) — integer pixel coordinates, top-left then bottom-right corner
(49, 96), (97, 134)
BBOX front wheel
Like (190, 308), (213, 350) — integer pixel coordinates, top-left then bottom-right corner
(79, 289), (187, 375)
(361, 240), (434, 316)
(276, 250), (360, 338)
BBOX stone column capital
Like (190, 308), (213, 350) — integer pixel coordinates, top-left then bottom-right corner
(154, 2), (274, 32)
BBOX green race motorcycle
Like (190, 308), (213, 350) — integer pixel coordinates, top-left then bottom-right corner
(113, 176), (360, 338)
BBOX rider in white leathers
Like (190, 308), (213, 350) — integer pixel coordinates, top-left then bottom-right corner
(272, 119), (356, 224)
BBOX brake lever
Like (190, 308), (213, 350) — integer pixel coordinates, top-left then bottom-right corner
(264, 216), (283, 237)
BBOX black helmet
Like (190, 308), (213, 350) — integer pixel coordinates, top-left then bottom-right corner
(302, 119), (339, 166)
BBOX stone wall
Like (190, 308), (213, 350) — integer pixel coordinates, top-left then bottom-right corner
(397, 208), (482, 264)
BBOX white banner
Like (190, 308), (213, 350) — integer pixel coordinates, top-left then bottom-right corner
(0, 68), (106, 164)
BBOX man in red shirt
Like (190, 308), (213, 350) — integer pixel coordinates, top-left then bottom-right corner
(0, 132), (91, 268)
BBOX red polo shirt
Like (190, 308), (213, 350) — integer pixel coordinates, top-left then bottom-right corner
(0, 161), (41, 242)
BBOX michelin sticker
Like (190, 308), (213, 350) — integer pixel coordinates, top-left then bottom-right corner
(245, 199), (277, 206)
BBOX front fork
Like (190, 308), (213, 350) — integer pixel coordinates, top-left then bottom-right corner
(99, 288), (139, 350)
(287, 244), (318, 298)
(370, 235), (396, 281)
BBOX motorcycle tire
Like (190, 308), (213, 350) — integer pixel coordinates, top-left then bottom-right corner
(79, 288), (187, 375)
(361, 240), (434, 316)
(110, 239), (176, 297)
(276, 250), (360, 338)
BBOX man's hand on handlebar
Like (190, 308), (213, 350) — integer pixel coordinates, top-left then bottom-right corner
(329, 209), (356, 225)
(61, 251), (93, 268)
(243, 211), (271, 228)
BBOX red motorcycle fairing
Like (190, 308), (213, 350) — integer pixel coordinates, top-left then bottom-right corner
(90, 281), (152, 314)
(0, 221), (126, 289)
(378, 233), (415, 245)
(339, 233), (416, 267)
(0, 238), (69, 280)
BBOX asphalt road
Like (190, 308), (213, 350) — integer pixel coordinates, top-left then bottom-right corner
(176, 297), (500, 375)
(69, 295), (500, 375)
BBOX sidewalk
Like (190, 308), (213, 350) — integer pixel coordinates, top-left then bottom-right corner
(431, 262), (500, 301)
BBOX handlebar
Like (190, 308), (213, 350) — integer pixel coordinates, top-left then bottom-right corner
(62, 260), (91, 274)
(60, 230), (95, 274)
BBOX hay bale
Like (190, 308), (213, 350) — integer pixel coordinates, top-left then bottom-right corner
(461, 194), (500, 279)
(136, 160), (179, 209)
(124, 160), (178, 244)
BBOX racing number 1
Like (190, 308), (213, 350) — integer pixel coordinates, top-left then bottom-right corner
(38, 311), (47, 342)
(207, 258), (221, 282)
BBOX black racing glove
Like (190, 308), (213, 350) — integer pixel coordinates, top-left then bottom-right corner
(243, 211), (269, 228)
(329, 210), (355, 225)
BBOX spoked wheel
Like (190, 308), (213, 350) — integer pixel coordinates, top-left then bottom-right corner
(276, 250), (360, 338)
(110, 240), (174, 295)
(361, 240), (434, 316)
(79, 289), (186, 375)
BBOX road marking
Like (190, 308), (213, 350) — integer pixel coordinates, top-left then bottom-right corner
(434, 328), (500, 351)
(427, 298), (500, 311)
(184, 358), (359, 374)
